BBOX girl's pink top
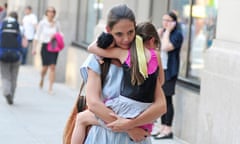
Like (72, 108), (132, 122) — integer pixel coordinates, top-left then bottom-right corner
(125, 48), (158, 74)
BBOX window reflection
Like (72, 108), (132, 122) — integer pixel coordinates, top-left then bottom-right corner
(86, 0), (103, 43)
(189, 0), (218, 80)
(170, 0), (218, 84)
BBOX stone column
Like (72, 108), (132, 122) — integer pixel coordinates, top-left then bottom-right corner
(197, 0), (240, 144)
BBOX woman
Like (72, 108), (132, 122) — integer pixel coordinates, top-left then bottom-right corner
(32, 6), (61, 95)
(72, 5), (166, 144)
(152, 11), (183, 139)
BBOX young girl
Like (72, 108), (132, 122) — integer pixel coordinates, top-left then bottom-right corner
(71, 22), (162, 144)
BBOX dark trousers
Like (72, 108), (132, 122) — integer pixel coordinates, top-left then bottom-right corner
(21, 40), (33, 65)
(161, 96), (174, 126)
(21, 47), (28, 64)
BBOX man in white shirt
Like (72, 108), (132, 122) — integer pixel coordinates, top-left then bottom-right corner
(22, 6), (38, 65)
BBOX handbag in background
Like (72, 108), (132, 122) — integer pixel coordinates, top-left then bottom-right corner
(47, 32), (64, 52)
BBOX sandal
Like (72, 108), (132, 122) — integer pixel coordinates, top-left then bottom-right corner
(154, 132), (173, 139)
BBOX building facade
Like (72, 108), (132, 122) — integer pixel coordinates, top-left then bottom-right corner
(5, 0), (240, 144)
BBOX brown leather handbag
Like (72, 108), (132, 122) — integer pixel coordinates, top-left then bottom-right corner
(63, 82), (87, 144)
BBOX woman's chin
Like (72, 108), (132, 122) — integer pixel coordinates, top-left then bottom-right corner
(119, 45), (129, 49)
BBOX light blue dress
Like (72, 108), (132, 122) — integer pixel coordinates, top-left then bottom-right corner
(80, 54), (152, 144)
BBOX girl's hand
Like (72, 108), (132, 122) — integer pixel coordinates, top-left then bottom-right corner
(95, 55), (104, 64)
(107, 113), (133, 132)
(127, 127), (149, 142)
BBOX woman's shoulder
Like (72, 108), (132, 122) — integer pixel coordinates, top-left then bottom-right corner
(81, 54), (101, 73)
(172, 29), (183, 37)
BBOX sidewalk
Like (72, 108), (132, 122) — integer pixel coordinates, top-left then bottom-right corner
(0, 66), (186, 144)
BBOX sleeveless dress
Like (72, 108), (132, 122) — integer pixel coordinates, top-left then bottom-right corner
(80, 54), (152, 144)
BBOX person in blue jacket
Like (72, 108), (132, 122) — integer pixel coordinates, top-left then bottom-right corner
(0, 11), (23, 105)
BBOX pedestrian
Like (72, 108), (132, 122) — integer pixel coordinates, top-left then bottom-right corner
(71, 21), (166, 144)
(32, 6), (61, 95)
(71, 4), (166, 144)
(152, 11), (183, 139)
(0, 3), (7, 28)
(0, 11), (23, 105)
(21, 5), (38, 65)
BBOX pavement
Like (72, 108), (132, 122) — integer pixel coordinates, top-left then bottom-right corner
(0, 66), (187, 144)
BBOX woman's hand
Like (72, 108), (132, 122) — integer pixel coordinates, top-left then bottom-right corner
(107, 113), (133, 132)
(32, 47), (37, 55)
(166, 21), (176, 32)
(32, 40), (37, 55)
(126, 127), (149, 142)
(158, 28), (164, 38)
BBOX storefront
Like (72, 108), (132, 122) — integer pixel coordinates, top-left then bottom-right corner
(6, 0), (240, 143)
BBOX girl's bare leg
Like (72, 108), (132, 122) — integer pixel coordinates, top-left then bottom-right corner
(71, 110), (99, 144)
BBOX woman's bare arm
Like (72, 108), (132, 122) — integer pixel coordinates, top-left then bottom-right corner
(86, 68), (149, 141)
(86, 69), (116, 123)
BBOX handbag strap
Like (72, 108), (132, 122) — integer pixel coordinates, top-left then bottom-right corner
(78, 81), (85, 97)
(77, 81), (87, 112)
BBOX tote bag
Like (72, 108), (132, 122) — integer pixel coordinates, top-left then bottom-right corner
(63, 82), (87, 144)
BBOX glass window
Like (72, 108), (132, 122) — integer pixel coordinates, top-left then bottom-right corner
(75, 0), (103, 45)
(170, 0), (218, 84)
(85, 0), (103, 43)
(188, 0), (218, 82)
